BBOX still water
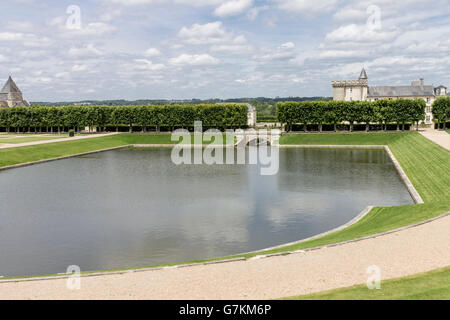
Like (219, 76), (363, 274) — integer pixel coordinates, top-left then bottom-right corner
(0, 148), (413, 277)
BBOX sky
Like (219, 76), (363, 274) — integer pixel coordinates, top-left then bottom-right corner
(0, 0), (449, 102)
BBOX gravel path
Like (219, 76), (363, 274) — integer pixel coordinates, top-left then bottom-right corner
(420, 129), (450, 151)
(1, 214), (449, 300)
(0, 133), (119, 149)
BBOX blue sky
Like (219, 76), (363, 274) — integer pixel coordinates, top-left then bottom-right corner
(0, 0), (449, 101)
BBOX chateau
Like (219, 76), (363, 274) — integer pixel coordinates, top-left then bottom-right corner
(0, 76), (30, 108)
(332, 69), (448, 125)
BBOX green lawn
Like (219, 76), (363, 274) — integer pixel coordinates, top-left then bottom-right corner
(283, 266), (450, 300)
(0, 133), (231, 168)
(0, 135), (68, 144)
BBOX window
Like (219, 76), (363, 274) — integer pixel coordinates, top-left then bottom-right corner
(427, 98), (430, 103)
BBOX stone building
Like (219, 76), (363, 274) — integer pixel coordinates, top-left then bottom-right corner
(0, 76), (30, 108)
(332, 69), (448, 125)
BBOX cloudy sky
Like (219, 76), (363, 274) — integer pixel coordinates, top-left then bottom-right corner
(0, 0), (449, 101)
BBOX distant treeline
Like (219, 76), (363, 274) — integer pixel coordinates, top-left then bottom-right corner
(277, 99), (428, 132)
(0, 104), (248, 133)
(31, 97), (330, 118)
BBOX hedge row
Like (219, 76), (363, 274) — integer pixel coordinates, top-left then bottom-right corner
(277, 99), (427, 132)
(432, 97), (450, 130)
(0, 104), (248, 132)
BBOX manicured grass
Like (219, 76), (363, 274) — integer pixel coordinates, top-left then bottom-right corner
(0, 133), (231, 168)
(0, 136), (68, 144)
(0, 134), (168, 168)
(280, 132), (404, 146)
(282, 266), (450, 300)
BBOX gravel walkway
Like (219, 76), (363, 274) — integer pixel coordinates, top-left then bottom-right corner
(420, 129), (450, 151)
(1, 214), (449, 300)
(0, 133), (119, 149)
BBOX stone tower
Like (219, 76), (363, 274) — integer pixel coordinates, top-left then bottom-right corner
(332, 68), (369, 101)
(0, 76), (30, 107)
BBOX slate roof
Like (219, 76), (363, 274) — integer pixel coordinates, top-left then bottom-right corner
(368, 85), (435, 97)
(435, 85), (447, 89)
(1, 76), (21, 94)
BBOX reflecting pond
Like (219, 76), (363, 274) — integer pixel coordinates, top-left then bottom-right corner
(0, 148), (413, 277)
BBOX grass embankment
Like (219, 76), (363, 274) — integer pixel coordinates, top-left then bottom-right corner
(283, 266), (450, 300)
(0, 133), (230, 168)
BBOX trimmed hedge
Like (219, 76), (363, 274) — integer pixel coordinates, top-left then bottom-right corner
(0, 104), (248, 133)
(432, 97), (450, 130)
(277, 99), (426, 132)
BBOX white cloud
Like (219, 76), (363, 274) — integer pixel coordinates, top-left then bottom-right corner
(0, 32), (50, 47)
(325, 24), (398, 43)
(68, 44), (102, 58)
(169, 54), (219, 66)
(246, 5), (269, 20)
(280, 42), (295, 49)
(101, 0), (163, 6)
(271, 0), (338, 15)
(144, 48), (161, 57)
(178, 21), (232, 45)
(72, 64), (89, 72)
(175, 0), (224, 6)
(134, 59), (166, 70)
(214, 0), (253, 18)
(5, 21), (34, 32)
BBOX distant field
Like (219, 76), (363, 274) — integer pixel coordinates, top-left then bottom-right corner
(283, 267), (450, 300)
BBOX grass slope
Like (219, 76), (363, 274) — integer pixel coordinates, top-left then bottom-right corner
(283, 266), (450, 300)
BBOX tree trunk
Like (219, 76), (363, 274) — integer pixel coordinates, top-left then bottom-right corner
(116, 126), (119, 133)
(129, 125), (132, 133)
(402, 122), (405, 131)
(334, 123), (337, 132)
(396, 123), (400, 131)
(366, 123), (369, 132)
(304, 124), (307, 133)
(319, 124), (323, 133)
(350, 123), (354, 132)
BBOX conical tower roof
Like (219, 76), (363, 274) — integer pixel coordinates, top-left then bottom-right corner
(359, 68), (368, 80)
(1, 76), (22, 94)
